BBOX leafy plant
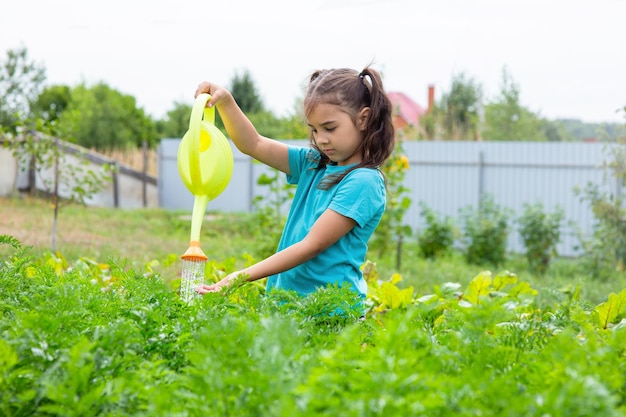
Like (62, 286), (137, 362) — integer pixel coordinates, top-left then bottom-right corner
(371, 141), (412, 266)
(575, 113), (626, 279)
(251, 167), (293, 258)
(459, 194), (511, 266)
(5, 122), (111, 251)
(416, 202), (456, 259)
(2, 235), (626, 416)
(517, 202), (565, 275)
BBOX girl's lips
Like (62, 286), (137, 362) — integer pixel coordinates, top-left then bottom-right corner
(323, 149), (335, 155)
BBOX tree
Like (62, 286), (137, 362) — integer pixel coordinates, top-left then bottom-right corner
(155, 101), (192, 139)
(5, 120), (111, 252)
(481, 68), (548, 141)
(541, 119), (574, 142)
(58, 82), (158, 150)
(230, 70), (264, 114)
(0, 47), (46, 133)
(32, 84), (72, 123)
(440, 73), (482, 140)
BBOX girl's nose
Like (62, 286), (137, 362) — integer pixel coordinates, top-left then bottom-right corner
(316, 133), (329, 144)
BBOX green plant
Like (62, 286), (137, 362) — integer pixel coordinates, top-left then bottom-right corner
(459, 194), (511, 267)
(416, 202), (456, 259)
(575, 112), (626, 280)
(371, 141), (412, 267)
(517, 202), (565, 275)
(6, 121), (111, 251)
(251, 167), (293, 259)
(2, 234), (626, 416)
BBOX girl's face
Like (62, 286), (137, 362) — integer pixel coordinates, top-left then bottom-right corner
(307, 103), (369, 166)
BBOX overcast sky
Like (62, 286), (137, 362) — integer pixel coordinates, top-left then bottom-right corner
(1, 0), (625, 123)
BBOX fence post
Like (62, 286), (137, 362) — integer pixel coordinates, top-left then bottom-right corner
(142, 140), (148, 207)
(112, 161), (119, 208)
(248, 157), (255, 212)
(478, 149), (485, 206)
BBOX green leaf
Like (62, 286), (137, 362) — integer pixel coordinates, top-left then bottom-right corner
(0, 339), (18, 385)
(594, 289), (626, 329)
(463, 271), (492, 305)
(492, 270), (517, 291)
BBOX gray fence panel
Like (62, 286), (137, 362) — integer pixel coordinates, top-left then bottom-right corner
(158, 138), (624, 257)
(158, 138), (305, 213)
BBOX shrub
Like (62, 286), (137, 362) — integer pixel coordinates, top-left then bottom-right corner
(517, 203), (565, 275)
(416, 202), (456, 259)
(459, 194), (511, 267)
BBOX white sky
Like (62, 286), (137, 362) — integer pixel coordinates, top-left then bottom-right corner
(1, 0), (625, 123)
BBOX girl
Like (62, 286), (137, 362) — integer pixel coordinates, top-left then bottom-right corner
(196, 66), (395, 301)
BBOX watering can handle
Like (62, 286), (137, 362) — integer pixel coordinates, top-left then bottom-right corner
(189, 93), (216, 133)
(186, 93), (216, 182)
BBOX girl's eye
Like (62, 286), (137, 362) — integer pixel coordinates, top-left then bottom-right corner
(325, 127), (336, 132)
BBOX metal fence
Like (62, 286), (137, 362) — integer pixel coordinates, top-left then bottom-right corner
(159, 139), (623, 256)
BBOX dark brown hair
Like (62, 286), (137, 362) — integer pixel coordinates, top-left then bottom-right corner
(303, 66), (395, 189)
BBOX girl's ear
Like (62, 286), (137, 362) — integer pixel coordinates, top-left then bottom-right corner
(357, 107), (370, 131)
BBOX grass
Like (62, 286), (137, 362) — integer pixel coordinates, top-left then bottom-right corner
(1, 195), (624, 306)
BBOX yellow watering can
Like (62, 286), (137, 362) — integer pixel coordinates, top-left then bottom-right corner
(178, 93), (234, 261)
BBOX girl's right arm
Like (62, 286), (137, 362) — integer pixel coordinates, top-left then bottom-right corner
(195, 81), (291, 174)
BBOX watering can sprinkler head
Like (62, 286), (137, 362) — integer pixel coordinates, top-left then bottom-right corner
(181, 240), (208, 262)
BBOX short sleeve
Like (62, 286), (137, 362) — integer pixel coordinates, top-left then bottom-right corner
(286, 146), (316, 185)
(329, 169), (386, 227)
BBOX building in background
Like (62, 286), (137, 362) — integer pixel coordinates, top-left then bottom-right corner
(388, 85), (435, 137)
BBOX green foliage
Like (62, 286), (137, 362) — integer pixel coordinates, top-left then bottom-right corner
(460, 194), (511, 267)
(0, 47), (46, 133)
(440, 72), (483, 140)
(1, 236), (626, 416)
(559, 117), (624, 142)
(416, 202), (456, 259)
(481, 67), (549, 141)
(248, 110), (294, 139)
(576, 119), (626, 279)
(577, 181), (626, 279)
(517, 202), (565, 275)
(32, 84), (72, 124)
(154, 101), (192, 140)
(6, 123), (111, 251)
(371, 142), (412, 262)
(277, 110), (309, 140)
(594, 289), (626, 330)
(230, 69), (264, 114)
(541, 118), (575, 142)
(58, 82), (158, 150)
(250, 167), (293, 258)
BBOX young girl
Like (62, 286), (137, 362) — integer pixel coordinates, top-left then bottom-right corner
(196, 66), (395, 300)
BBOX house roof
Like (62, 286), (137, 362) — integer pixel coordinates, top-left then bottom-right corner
(388, 91), (426, 126)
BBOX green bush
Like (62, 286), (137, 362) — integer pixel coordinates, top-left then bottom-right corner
(517, 203), (565, 275)
(416, 202), (456, 259)
(459, 194), (511, 267)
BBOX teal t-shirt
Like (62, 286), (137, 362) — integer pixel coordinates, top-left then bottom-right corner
(266, 146), (386, 298)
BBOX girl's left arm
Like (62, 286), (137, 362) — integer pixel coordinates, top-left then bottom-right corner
(197, 209), (356, 293)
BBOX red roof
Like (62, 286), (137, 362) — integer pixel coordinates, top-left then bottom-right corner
(388, 91), (426, 126)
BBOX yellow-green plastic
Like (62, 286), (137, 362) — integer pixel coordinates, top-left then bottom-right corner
(178, 93), (234, 243)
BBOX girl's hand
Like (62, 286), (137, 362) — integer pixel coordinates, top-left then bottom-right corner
(196, 271), (242, 294)
(194, 82), (231, 108)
